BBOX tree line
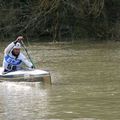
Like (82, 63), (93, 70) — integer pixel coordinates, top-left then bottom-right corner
(0, 0), (120, 42)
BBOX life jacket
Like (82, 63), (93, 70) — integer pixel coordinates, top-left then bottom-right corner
(4, 53), (22, 72)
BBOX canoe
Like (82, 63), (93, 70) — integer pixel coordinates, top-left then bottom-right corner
(0, 67), (51, 84)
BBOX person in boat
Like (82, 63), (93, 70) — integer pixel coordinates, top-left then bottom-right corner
(2, 36), (34, 73)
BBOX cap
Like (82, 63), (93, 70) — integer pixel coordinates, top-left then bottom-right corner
(13, 42), (21, 49)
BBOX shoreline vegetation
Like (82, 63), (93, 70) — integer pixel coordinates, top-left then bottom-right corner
(0, 0), (120, 42)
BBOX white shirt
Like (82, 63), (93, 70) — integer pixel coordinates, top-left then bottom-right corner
(3, 42), (33, 71)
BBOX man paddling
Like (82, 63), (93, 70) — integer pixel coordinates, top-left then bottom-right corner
(2, 36), (34, 73)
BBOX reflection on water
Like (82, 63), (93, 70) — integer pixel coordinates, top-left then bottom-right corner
(0, 41), (120, 119)
(0, 82), (49, 120)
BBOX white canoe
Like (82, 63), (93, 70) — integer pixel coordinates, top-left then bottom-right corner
(0, 67), (51, 84)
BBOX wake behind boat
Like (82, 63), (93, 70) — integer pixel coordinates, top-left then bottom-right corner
(0, 67), (51, 84)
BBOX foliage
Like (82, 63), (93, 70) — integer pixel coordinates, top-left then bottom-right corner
(0, 0), (120, 41)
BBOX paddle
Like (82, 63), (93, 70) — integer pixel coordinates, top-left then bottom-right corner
(21, 40), (36, 69)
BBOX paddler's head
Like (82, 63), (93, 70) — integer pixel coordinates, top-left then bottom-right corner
(12, 42), (21, 57)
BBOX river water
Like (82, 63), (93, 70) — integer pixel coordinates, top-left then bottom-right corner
(0, 41), (120, 120)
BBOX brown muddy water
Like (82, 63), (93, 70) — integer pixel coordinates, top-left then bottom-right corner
(0, 41), (120, 120)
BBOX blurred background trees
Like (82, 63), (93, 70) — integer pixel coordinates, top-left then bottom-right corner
(0, 0), (120, 42)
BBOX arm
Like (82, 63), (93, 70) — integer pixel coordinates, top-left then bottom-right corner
(4, 36), (24, 55)
(4, 42), (15, 55)
(21, 53), (33, 68)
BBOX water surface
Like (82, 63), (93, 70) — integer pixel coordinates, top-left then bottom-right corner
(0, 41), (120, 120)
